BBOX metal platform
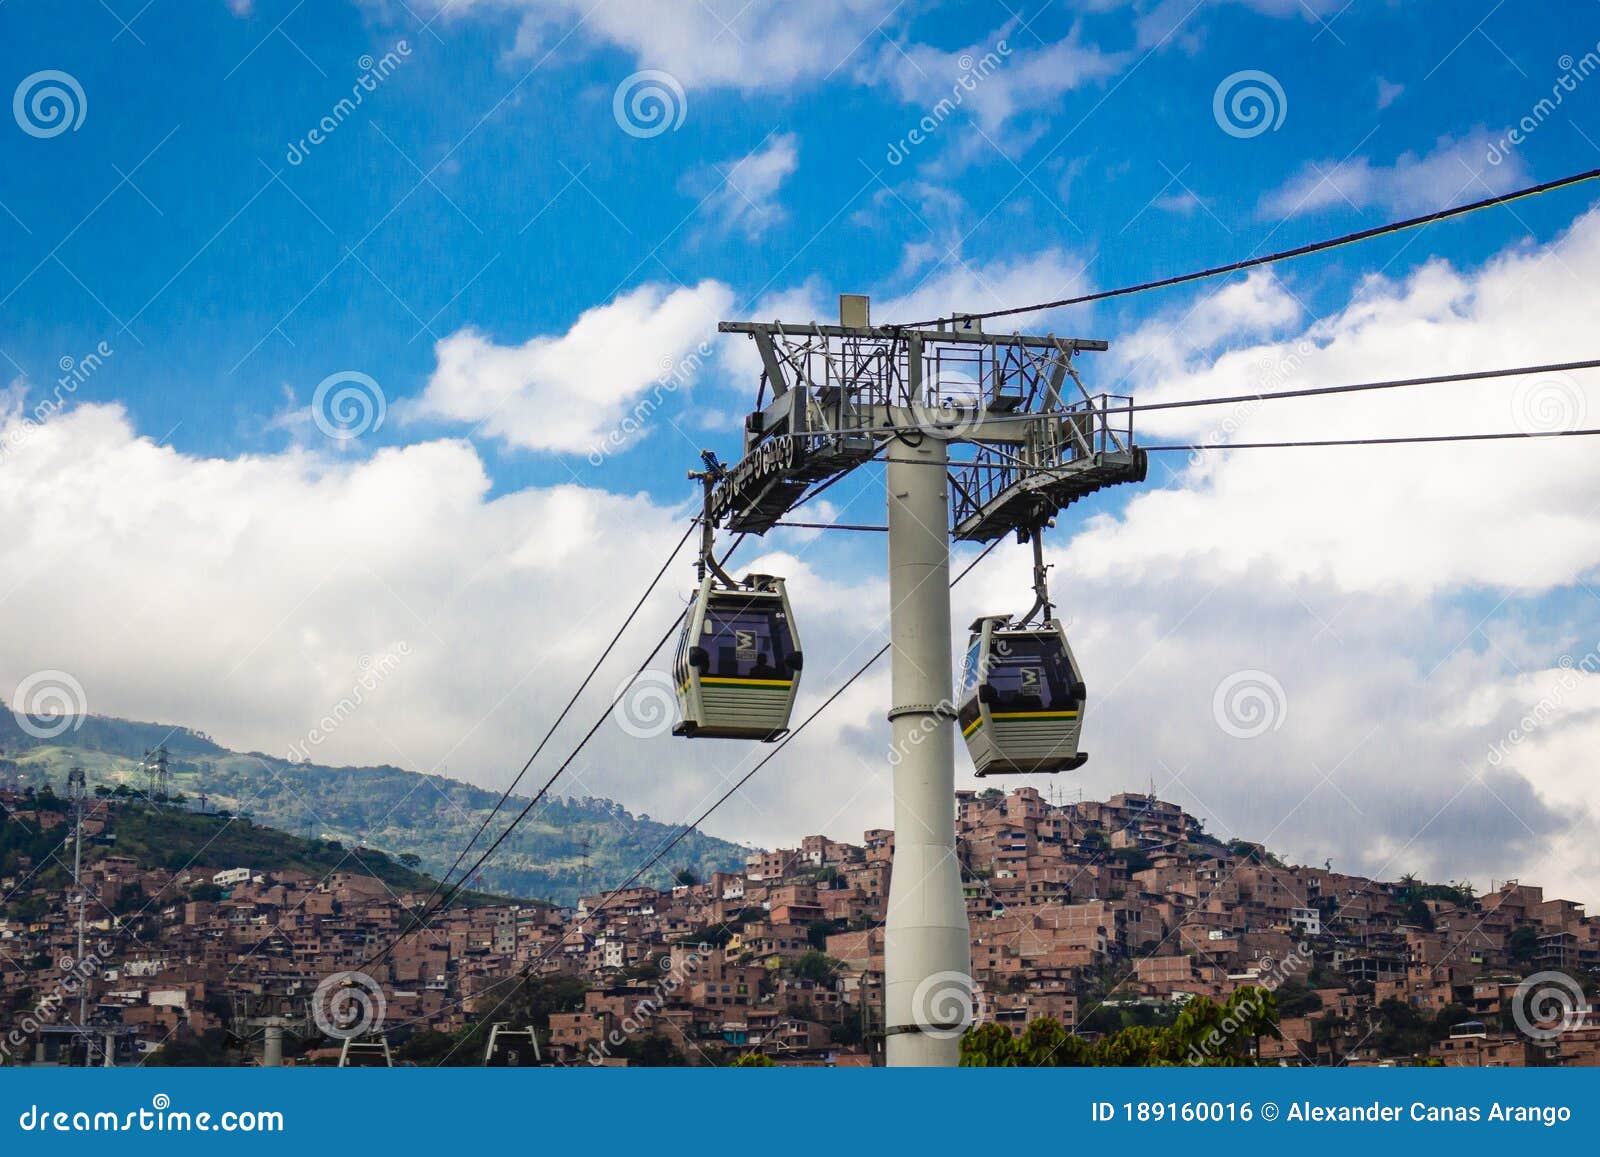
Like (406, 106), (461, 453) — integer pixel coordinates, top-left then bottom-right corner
(950, 394), (1146, 541)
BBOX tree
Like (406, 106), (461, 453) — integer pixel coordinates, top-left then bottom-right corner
(961, 987), (1281, 1067)
(731, 1051), (775, 1067)
(792, 950), (839, 984)
(674, 867), (698, 887)
(399, 852), (422, 869)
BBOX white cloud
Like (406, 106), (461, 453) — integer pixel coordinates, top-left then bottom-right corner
(973, 205), (1600, 901)
(420, 0), (906, 91)
(9, 210), (1600, 907)
(686, 133), (798, 240)
(862, 26), (1125, 138)
(411, 280), (734, 456)
(1105, 0), (1349, 50)
(1260, 132), (1528, 219)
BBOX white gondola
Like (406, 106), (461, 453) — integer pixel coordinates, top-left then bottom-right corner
(957, 615), (1087, 776)
(673, 573), (802, 741)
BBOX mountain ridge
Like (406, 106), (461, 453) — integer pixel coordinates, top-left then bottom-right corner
(0, 704), (748, 905)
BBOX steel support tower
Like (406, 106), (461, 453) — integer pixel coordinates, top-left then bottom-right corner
(708, 298), (1146, 1065)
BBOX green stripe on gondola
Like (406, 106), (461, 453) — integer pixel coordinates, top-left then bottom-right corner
(699, 676), (794, 689)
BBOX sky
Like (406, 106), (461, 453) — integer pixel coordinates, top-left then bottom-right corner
(3, 0), (1600, 904)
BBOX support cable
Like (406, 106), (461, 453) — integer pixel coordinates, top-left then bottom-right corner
(894, 167), (1600, 329)
(502, 536), (1005, 990)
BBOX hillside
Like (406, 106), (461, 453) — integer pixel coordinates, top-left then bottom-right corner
(0, 790), (477, 913)
(0, 707), (748, 905)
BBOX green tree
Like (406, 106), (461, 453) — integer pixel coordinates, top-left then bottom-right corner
(961, 987), (1280, 1067)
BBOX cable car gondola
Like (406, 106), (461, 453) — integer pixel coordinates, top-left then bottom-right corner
(673, 573), (802, 740)
(957, 523), (1088, 776)
(673, 455), (803, 741)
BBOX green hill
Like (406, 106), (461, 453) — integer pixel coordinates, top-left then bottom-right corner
(0, 706), (749, 905)
(0, 790), (473, 913)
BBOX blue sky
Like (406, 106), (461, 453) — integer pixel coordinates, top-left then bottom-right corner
(3, 0), (1593, 489)
(5, 0), (1600, 900)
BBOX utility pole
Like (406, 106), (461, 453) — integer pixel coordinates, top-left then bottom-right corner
(67, 766), (88, 1039)
(883, 432), (968, 1066)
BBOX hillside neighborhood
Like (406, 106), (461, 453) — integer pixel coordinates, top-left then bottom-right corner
(2, 781), (1596, 1066)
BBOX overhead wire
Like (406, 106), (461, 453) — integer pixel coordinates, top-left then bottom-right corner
(1146, 426), (1600, 451)
(365, 467), (866, 971)
(893, 166), (1600, 329)
(361, 523), (738, 971)
(500, 535), (1006, 991)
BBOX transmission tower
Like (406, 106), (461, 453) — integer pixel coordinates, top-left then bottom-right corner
(706, 296), (1144, 1065)
(67, 766), (88, 1030)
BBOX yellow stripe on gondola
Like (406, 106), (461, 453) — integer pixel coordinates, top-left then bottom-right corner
(962, 716), (984, 738)
(990, 710), (1081, 721)
(700, 676), (795, 689)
